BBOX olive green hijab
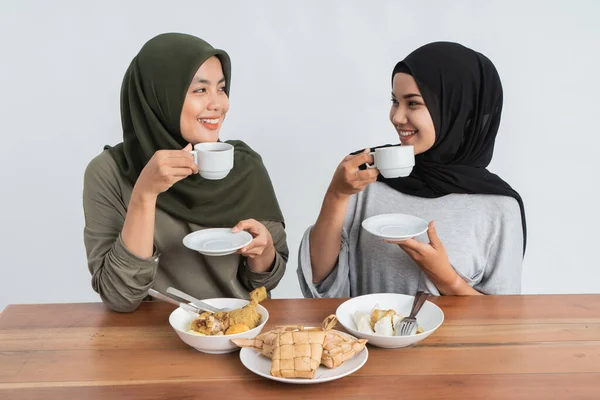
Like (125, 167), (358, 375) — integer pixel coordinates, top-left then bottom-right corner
(106, 33), (284, 227)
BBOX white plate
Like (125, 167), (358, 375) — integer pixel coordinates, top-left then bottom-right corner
(239, 330), (368, 384)
(183, 228), (253, 256)
(361, 213), (429, 240)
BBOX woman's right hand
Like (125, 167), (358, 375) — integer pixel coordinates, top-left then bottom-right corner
(309, 149), (379, 283)
(327, 148), (379, 199)
(133, 143), (199, 199)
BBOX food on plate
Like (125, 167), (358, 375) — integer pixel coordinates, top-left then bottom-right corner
(271, 325), (325, 378)
(226, 285), (267, 327)
(232, 314), (367, 378)
(225, 323), (251, 335)
(321, 328), (368, 369)
(353, 305), (424, 336)
(188, 287), (266, 336)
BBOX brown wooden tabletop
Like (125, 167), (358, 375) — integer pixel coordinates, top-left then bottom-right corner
(1, 295), (599, 399)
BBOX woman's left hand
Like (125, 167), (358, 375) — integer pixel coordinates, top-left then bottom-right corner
(232, 219), (276, 272)
(386, 221), (480, 295)
(386, 221), (451, 275)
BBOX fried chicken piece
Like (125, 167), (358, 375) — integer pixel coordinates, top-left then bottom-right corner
(250, 286), (267, 304)
(189, 287), (267, 335)
(226, 287), (267, 329)
(228, 305), (261, 329)
(190, 312), (225, 335)
(213, 312), (231, 331)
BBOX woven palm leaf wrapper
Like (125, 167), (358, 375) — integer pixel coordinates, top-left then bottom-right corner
(232, 314), (367, 372)
(232, 325), (300, 359)
(270, 325), (325, 378)
(321, 328), (368, 368)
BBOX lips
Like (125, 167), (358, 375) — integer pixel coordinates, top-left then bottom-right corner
(198, 117), (221, 130)
(398, 129), (417, 142)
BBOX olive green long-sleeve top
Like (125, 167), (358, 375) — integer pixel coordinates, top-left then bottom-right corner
(83, 151), (288, 312)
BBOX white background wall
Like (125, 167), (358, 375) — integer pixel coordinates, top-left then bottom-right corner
(1, 0), (599, 310)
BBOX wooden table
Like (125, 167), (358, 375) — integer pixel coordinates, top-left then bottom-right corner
(1, 295), (599, 399)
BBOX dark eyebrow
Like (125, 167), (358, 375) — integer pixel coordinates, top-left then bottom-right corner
(196, 77), (227, 85)
(391, 92), (422, 99)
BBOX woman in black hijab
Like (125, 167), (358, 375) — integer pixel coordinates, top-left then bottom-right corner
(298, 42), (525, 298)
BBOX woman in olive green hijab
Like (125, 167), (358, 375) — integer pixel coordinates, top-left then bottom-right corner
(83, 33), (288, 312)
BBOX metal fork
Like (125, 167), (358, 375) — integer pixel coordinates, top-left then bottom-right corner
(166, 287), (231, 313)
(398, 291), (430, 336)
(147, 288), (201, 315)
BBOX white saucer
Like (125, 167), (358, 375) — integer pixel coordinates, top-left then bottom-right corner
(183, 228), (253, 256)
(239, 330), (368, 384)
(361, 213), (429, 240)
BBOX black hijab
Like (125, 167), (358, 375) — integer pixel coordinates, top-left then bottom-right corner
(374, 42), (526, 253)
(106, 33), (284, 227)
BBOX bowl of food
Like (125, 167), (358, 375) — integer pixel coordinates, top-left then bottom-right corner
(335, 293), (444, 348)
(169, 288), (269, 354)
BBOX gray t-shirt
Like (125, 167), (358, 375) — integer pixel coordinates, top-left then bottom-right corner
(297, 182), (523, 297)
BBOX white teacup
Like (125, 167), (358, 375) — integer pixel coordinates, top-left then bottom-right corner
(190, 142), (234, 180)
(367, 145), (414, 178)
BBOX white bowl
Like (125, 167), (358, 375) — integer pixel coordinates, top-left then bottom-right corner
(335, 293), (444, 348)
(169, 298), (269, 354)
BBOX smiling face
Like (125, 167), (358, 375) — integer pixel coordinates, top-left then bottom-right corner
(180, 56), (230, 144)
(389, 72), (436, 155)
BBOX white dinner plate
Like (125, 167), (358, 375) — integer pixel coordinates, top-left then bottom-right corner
(183, 228), (253, 256)
(361, 213), (429, 240)
(239, 330), (368, 384)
